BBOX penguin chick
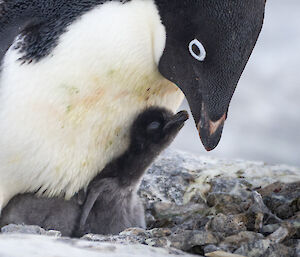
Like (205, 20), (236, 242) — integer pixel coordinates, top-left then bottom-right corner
(77, 107), (189, 236)
(0, 107), (188, 236)
(0, 192), (84, 236)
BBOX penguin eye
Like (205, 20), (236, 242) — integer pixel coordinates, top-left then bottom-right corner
(189, 39), (206, 62)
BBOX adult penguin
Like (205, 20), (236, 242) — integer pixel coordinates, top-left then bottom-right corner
(0, 0), (266, 211)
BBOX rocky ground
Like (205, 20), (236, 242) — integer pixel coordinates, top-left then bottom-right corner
(0, 150), (299, 257)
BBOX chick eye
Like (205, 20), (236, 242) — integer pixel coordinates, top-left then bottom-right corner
(147, 121), (161, 133)
(189, 39), (206, 61)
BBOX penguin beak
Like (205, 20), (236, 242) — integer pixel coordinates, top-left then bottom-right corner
(197, 103), (226, 151)
(183, 83), (230, 152)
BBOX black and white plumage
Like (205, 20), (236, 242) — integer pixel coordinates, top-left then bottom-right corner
(0, 107), (188, 236)
(0, 0), (266, 211)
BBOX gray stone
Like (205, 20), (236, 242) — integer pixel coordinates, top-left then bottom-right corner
(267, 223), (297, 244)
(203, 245), (222, 254)
(261, 224), (281, 234)
(149, 228), (172, 238)
(45, 230), (62, 237)
(206, 177), (253, 215)
(296, 240), (300, 257)
(165, 229), (218, 253)
(258, 181), (300, 219)
(220, 231), (264, 251)
(145, 237), (170, 248)
(82, 229), (149, 245)
(206, 252), (246, 257)
(263, 243), (295, 257)
(1, 224), (47, 235)
(234, 239), (295, 257)
(234, 239), (271, 256)
(150, 202), (208, 229)
(207, 213), (248, 237)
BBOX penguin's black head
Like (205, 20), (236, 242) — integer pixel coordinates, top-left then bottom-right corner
(130, 107), (189, 152)
(156, 0), (266, 151)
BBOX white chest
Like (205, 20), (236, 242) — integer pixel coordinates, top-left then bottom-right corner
(0, 0), (184, 204)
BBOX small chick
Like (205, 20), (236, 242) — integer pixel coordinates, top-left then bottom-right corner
(77, 107), (188, 236)
(0, 107), (188, 236)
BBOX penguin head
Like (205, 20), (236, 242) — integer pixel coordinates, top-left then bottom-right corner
(156, 0), (266, 151)
(130, 108), (189, 153)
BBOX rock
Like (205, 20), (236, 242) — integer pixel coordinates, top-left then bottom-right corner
(261, 224), (281, 234)
(219, 231), (264, 251)
(206, 178), (253, 215)
(1, 224), (46, 235)
(234, 239), (295, 257)
(245, 191), (282, 232)
(263, 243), (295, 257)
(234, 239), (271, 256)
(0, 149), (299, 257)
(206, 251), (246, 257)
(1, 224), (61, 237)
(203, 244), (223, 254)
(149, 228), (172, 238)
(46, 230), (62, 237)
(289, 212), (300, 239)
(267, 223), (297, 244)
(168, 229), (218, 252)
(258, 182), (300, 219)
(150, 202), (208, 229)
(145, 237), (170, 248)
(296, 240), (300, 257)
(82, 229), (149, 245)
(207, 213), (248, 237)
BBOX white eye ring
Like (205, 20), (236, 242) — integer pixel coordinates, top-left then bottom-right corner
(189, 39), (206, 61)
